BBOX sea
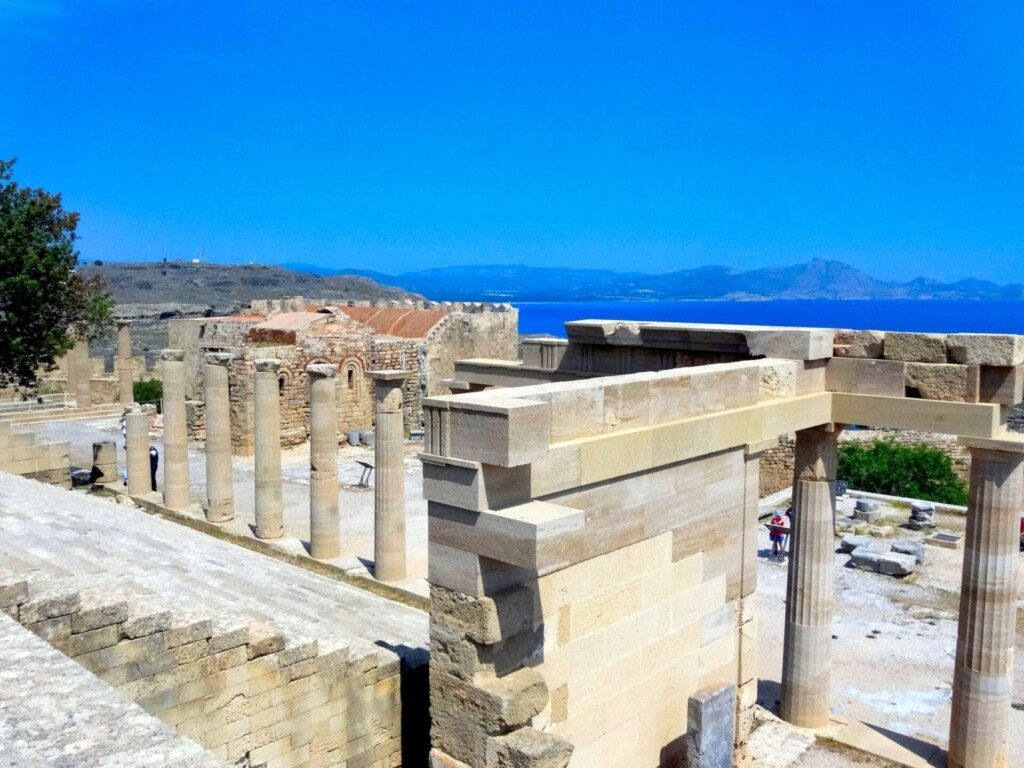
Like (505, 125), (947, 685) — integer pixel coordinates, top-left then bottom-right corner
(515, 299), (1024, 337)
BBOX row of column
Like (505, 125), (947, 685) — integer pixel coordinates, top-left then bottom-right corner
(141, 351), (411, 582)
(67, 320), (135, 408)
(781, 426), (1021, 767)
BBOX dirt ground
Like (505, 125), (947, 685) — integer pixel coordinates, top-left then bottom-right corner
(752, 494), (1024, 767)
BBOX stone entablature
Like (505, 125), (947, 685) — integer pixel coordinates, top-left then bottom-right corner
(427, 321), (1024, 768)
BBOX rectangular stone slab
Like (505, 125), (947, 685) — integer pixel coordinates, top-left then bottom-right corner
(826, 357), (905, 396)
(832, 393), (1000, 438)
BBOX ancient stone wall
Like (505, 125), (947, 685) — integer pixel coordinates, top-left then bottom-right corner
(423, 309), (520, 398)
(372, 338), (422, 433)
(0, 422), (70, 487)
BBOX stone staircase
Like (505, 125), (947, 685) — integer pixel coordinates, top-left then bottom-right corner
(0, 402), (124, 426)
(0, 472), (428, 766)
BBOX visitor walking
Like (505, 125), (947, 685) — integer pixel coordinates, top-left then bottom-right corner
(149, 446), (159, 492)
(769, 509), (788, 561)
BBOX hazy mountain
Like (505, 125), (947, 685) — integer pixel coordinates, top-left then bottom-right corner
(282, 258), (1024, 302)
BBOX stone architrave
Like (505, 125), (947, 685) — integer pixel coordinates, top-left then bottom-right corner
(781, 424), (839, 729)
(254, 359), (284, 539)
(116, 320), (135, 405)
(125, 409), (150, 496)
(308, 364), (339, 559)
(73, 339), (92, 408)
(161, 349), (190, 510)
(947, 441), (1024, 768)
(203, 353), (235, 523)
(369, 370), (413, 582)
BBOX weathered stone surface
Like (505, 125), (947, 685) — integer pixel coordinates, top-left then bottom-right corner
(877, 551), (918, 576)
(686, 683), (735, 768)
(486, 727), (573, 768)
(758, 361), (798, 401)
(855, 499), (879, 513)
(834, 330), (885, 359)
(826, 357), (904, 396)
(905, 362), (975, 402)
(849, 545), (882, 572)
(430, 668), (549, 734)
(839, 534), (871, 554)
(947, 333), (1024, 366)
(891, 540), (925, 564)
(978, 365), (1024, 405)
(884, 332), (948, 363)
(853, 507), (881, 523)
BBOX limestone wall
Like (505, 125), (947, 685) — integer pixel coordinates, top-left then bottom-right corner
(0, 422), (70, 487)
(424, 310), (520, 397)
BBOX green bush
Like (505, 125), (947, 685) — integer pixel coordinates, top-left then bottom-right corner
(133, 379), (163, 412)
(838, 438), (967, 505)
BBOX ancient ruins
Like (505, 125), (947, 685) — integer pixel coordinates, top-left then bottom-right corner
(0, 314), (1022, 768)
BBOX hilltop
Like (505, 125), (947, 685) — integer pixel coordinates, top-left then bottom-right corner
(79, 260), (419, 312)
(284, 258), (1024, 302)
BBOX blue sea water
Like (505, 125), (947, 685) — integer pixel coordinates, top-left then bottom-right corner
(515, 299), (1024, 338)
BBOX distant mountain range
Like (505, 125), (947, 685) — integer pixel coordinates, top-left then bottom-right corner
(280, 258), (1024, 302)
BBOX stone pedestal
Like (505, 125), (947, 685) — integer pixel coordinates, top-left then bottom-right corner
(254, 359), (284, 539)
(116, 320), (134, 406)
(781, 425), (838, 729)
(308, 364), (339, 559)
(125, 410), (150, 496)
(203, 353), (234, 523)
(369, 370), (412, 582)
(73, 339), (91, 408)
(161, 349), (190, 510)
(91, 441), (118, 484)
(948, 441), (1023, 768)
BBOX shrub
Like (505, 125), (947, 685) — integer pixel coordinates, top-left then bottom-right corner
(838, 438), (967, 505)
(133, 379), (163, 412)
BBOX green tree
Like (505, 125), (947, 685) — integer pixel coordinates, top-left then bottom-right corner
(0, 158), (112, 389)
(838, 438), (968, 505)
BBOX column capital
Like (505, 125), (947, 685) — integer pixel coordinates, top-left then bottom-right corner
(958, 435), (1024, 456)
(367, 369), (413, 388)
(307, 363), (338, 379)
(255, 358), (283, 373)
(161, 349), (185, 362)
(205, 352), (235, 367)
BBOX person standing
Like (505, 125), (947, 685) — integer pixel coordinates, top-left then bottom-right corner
(149, 446), (159, 492)
(769, 509), (788, 561)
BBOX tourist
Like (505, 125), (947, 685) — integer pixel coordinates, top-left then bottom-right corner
(769, 509), (788, 561)
(149, 446), (159, 492)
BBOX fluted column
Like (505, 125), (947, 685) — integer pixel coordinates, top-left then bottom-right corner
(781, 424), (838, 729)
(73, 338), (92, 408)
(370, 370), (412, 582)
(161, 349), (190, 510)
(125, 408), (150, 496)
(254, 359), (284, 539)
(948, 440), (1024, 768)
(308, 364), (339, 559)
(203, 353), (235, 522)
(116, 320), (135, 405)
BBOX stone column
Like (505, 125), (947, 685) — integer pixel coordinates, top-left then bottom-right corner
(203, 353), (235, 523)
(369, 370), (412, 582)
(91, 441), (118, 484)
(947, 439), (1024, 768)
(308, 364), (339, 559)
(125, 409), (150, 496)
(73, 338), (92, 408)
(161, 349), (190, 510)
(781, 424), (838, 729)
(254, 359), (284, 539)
(116, 320), (135, 405)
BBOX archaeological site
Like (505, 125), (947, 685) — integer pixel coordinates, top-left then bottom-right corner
(1, 306), (1023, 768)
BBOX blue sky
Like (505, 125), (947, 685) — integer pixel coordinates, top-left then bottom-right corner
(2, 1), (1022, 281)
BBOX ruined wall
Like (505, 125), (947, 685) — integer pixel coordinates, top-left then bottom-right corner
(424, 309), (520, 397)
(371, 338), (422, 433)
(0, 422), (70, 488)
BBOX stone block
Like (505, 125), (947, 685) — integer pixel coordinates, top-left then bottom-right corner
(430, 668), (548, 734)
(839, 534), (871, 553)
(877, 551), (918, 576)
(686, 683), (735, 768)
(884, 332), (948, 363)
(757, 361), (797, 402)
(834, 330), (885, 359)
(485, 727), (573, 768)
(826, 357), (905, 396)
(432, 584), (534, 646)
(925, 532), (964, 550)
(855, 498), (879, 513)
(891, 540), (925, 564)
(978, 366), (1024, 405)
(905, 362), (977, 402)
(947, 333), (1024, 366)
(446, 397), (551, 468)
(849, 546), (882, 572)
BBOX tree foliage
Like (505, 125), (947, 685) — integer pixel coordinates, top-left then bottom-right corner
(838, 438), (968, 505)
(133, 379), (163, 412)
(0, 158), (112, 389)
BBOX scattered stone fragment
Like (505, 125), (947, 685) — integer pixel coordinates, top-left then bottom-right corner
(878, 551), (919, 576)
(849, 546), (883, 572)
(891, 540), (925, 564)
(854, 507), (882, 523)
(839, 534), (871, 554)
(855, 499), (880, 513)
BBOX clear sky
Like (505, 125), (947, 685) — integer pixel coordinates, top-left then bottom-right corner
(2, 1), (1022, 281)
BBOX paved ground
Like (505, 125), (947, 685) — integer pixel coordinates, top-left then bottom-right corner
(754, 494), (1024, 767)
(26, 416), (430, 594)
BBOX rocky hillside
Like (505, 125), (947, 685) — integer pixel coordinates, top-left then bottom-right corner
(80, 260), (418, 311)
